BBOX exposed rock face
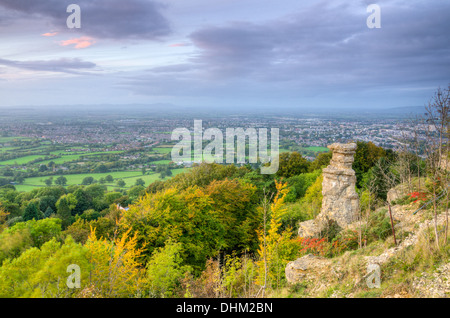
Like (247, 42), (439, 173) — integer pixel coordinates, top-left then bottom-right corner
(386, 183), (409, 204)
(321, 143), (359, 227)
(298, 142), (359, 238)
(285, 254), (334, 286)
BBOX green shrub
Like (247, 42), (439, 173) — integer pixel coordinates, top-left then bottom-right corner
(364, 209), (393, 243)
(145, 240), (190, 297)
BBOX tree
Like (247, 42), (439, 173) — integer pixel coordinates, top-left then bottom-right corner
(0, 178), (10, 187)
(24, 218), (62, 248)
(38, 195), (58, 214)
(23, 202), (41, 221)
(0, 208), (9, 234)
(38, 165), (48, 172)
(365, 157), (396, 201)
(85, 228), (147, 297)
(3, 169), (13, 177)
(44, 206), (55, 218)
(47, 161), (56, 170)
(54, 176), (67, 186)
(105, 175), (114, 183)
(116, 179), (126, 188)
(128, 186), (145, 202)
(0, 236), (89, 298)
(309, 152), (332, 172)
(298, 173), (323, 220)
(256, 181), (298, 292)
(353, 141), (386, 188)
(105, 192), (123, 205)
(72, 188), (93, 216)
(276, 152), (309, 178)
(81, 176), (94, 185)
(284, 169), (322, 202)
(205, 178), (259, 253)
(135, 178), (145, 187)
(145, 239), (189, 297)
(120, 186), (225, 274)
(56, 194), (77, 228)
(423, 85), (449, 247)
(16, 176), (25, 184)
(85, 184), (107, 200)
(95, 164), (109, 173)
(44, 178), (53, 187)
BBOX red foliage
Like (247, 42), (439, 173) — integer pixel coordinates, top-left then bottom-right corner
(296, 237), (327, 256)
(297, 230), (359, 257)
(408, 192), (427, 203)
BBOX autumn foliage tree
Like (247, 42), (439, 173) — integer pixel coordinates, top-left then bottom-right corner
(119, 186), (225, 274)
(204, 178), (260, 253)
(85, 227), (147, 297)
(256, 181), (301, 291)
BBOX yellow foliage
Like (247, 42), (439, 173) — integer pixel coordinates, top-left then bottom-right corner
(300, 173), (323, 219)
(85, 226), (147, 297)
(0, 208), (9, 234)
(256, 181), (291, 287)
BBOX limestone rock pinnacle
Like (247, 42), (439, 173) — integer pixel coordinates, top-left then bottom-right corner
(298, 142), (360, 238)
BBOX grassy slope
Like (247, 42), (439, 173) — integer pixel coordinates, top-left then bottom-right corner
(280, 202), (449, 298)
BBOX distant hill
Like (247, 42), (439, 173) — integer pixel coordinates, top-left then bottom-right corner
(383, 106), (427, 115)
(0, 103), (429, 120)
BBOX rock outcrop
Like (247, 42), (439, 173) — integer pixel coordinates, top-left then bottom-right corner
(298, 142), (359, 238)
(285, 254), (335, 287)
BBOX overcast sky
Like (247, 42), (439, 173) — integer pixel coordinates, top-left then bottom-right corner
(0, 0), (448, 110)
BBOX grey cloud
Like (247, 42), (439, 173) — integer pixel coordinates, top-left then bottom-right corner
(188, 0), (450, 90)
(100, 0), (450, 108)
(0, 0), (171, 40)
(0, 57), (96, 74)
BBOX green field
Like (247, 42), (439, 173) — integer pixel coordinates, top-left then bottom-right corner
(0, 150), (125, 166)
(13, 168), (190, 192)
(150, 159), (172, 165)
(304, 146), (329, 152)
(0, 146), (20, 153)
(39, 151), (124, 165)
(0, 155), (47, 165)
(0, 136), (33, 143)
(152, 147), (172, 154)
(121, 168), (188, 188)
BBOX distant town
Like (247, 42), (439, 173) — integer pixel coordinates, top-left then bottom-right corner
(0, 105), (429, 157)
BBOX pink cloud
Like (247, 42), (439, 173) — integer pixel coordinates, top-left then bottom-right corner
(60, 37), (96, 49)
(169, 43), (190, 47)
(42, 32), (58, 37)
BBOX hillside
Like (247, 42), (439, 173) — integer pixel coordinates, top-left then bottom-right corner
(284, 200), (449, 298)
